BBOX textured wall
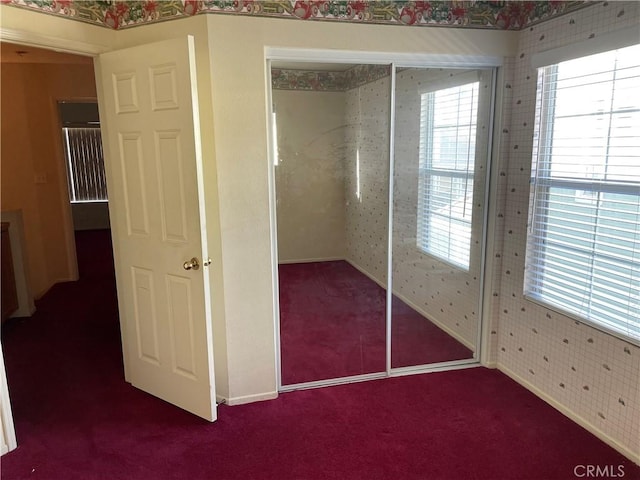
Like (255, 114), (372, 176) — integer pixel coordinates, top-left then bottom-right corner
(273, 89), (347, 263)
(496, 1), (640, 459)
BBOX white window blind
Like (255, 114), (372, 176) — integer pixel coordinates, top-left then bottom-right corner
(63, 127), (108, 203)
(525, 43), (640, 344)
(417, 81), (479, 270)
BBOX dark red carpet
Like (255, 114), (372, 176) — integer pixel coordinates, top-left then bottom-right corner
(1, 230), (638, 480)
(279, 261), (472, 385)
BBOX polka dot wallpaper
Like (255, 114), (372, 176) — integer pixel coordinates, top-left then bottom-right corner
(344, 77), (391, 285)
(484, 55), (515, 367)
(392, 67), (494, 351)
(495, 1), (640, 458)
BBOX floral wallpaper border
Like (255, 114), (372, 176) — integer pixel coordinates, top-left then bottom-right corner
(2, 0), (592, 31)
(272, 64), (391, 91)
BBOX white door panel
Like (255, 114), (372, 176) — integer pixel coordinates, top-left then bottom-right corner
(98, 36), (216, 421)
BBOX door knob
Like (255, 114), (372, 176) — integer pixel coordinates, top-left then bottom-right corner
(183, 257), (200, 271)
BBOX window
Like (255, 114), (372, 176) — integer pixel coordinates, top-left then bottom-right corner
(63, 127), (107, 203)
(525, 43), (640, 343)
(59, 102), (108, 203)
(417, 81), (479, 270)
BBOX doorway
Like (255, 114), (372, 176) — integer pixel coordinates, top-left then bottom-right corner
(0, 42), (100, 295)
(2, 34), (220, 447)
(269, 55), (498, 390)
(0, 41), (115, 453)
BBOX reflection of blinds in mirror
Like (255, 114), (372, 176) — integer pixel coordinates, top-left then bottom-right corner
(63, 127), (108, 203)
(525, 43), (640, 343)
(417, 81), (479, 270)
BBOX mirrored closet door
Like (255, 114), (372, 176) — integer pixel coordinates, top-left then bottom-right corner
(272, 62), (391, 385)
(271, 60), (497, 387)
(390, 67), (495, 369)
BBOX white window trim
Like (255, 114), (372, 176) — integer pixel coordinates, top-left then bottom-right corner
(525, 42), (640, 346)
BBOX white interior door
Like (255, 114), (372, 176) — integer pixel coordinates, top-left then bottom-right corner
(96, 36), (216, 421)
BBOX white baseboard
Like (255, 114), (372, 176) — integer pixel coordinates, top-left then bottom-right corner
(498, 364), (640, 466)
(10, 302), (36, 319)
(224, 390), (278, 406)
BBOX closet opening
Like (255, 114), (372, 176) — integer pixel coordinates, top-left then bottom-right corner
(267, 52), (498, 391)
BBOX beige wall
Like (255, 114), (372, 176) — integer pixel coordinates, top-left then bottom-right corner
(273, 89), (346, 263)
(1, 60), (97, 298)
